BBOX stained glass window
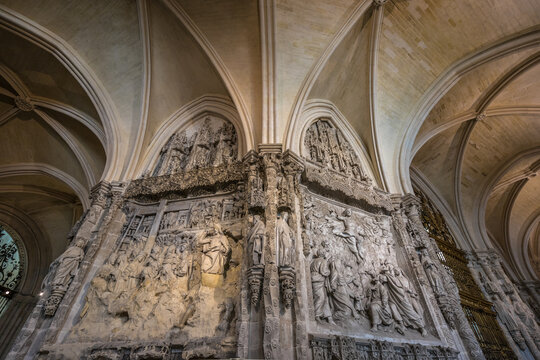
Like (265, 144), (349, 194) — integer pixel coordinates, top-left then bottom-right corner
(0, 224), (23, 317)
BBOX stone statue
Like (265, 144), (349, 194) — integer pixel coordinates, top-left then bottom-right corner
(247, 214), (265, 266)
(198, 223), (231, 275)
(51, 239), (85, 290)
(420, 248), (444, 295)
(186, 118), (213, 170)
(328, 258), (358, 320)
(385, 267), (427, 336)
(310, 248), (334, 324)
(367, 274), (393, 331)
(276, 211), (295, 267)
(212, 122), (237, 167)
(328, 208), (363, 263)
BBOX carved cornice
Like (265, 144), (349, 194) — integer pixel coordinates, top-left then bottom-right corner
(125, 163), (244, 201)
(301, 162), (393, 212)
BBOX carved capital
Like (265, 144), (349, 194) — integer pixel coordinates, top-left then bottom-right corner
(278, 265), (296, 309)
(90, 181), (112, 208)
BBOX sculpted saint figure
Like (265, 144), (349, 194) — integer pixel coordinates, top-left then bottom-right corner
(310, 248), (334, 324)
(420, 248), (444, 295)
(386, 267), (427, 336)
(186, 118), (213, 170)
(367, 275), (393, 331)
(212, 122), (236, 167)
(328, 209), (363, 263)
(247, 214), (265, 266)
(328, 258), (358, 320)
(198, 223), (231, 275)
(276, 211), (295, 267)
(51, 239), (85, 290)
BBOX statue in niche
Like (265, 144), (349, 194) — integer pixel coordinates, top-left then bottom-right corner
(276, 211), (295, 267)
(247, 214), (265, 266)
(212, 122), (237, 167)
(186, 118), (213, 170)
(385, 266), (427, 336)
(51, 239), (85, 290)
(420, 248), (444, 295)
(509, 292), (540, 346)
(327, 208), (363, 263)
(328, 257), (359, 321)
(198, 223), (231, 275)
(367, 274), (393, 331)
(310, 247), (335, 324)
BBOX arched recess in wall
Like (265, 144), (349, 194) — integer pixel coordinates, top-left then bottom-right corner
(136, 95), (251, 177)
(286, 99), (378, 186)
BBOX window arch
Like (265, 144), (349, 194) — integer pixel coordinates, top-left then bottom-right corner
(0, 224), (25, 317)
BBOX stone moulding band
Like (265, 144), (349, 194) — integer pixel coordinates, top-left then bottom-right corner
(125, 162), (244, 201)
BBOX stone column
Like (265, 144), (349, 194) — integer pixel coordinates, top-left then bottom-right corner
(259, 145), (282, 360)
(282, 151), (309, 360)
(402, 194), (486, 360)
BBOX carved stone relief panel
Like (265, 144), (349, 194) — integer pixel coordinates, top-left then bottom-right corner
(303, 118), (368, 182)
(152, 116), (238, 177)
(302, 189), (431, 340)
(67, 189), (245, 357)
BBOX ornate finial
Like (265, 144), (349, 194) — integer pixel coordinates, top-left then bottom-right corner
(14, 96), (34, 112)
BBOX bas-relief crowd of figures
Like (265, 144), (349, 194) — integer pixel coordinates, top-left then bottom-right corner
(152, 117), (238, 177)
(69, 194), (244, 343)
(477, 266), (540, 355)
(304, 119), (369, 182)
(304, 193), (428, 337)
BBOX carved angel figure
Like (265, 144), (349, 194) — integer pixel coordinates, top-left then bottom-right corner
(198, 223), (231, 275)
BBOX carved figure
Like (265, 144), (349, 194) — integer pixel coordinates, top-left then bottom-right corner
(310, 248), (334, 324)
(198, 223), (231, 275)
(51, 239), (85, 289)
(328, 258), (358, 321)
(247, 214), (265, 265)
(212, 122), (237, 167)
(329, 208), (363, 263)
(367, 275), (393, 331)
(276, 211), (295, 267)
(186, 118), (213, 170)
(420, 248), (444, 295)
(385, 267), (427, 336)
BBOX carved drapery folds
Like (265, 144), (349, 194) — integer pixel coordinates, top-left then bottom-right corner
(152, 116), (238, 177)
(303, 192), (427, 337)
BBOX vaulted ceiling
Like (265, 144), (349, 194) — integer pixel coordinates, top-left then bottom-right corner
(0, 0), (538, 281)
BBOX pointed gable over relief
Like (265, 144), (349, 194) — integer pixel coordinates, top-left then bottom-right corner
(303, 119), (368, 182)
(152, 116), (238, 177)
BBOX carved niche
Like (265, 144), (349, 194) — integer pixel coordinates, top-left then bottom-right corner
(68, 188), (244, 356)
(152, 116), (238, 177)
(303, 191), (429, 338)
(303, 119), (367, 181)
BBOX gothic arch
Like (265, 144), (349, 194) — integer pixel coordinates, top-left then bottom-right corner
(136, 95), (250, 177)
(287, 99), (377, 185)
